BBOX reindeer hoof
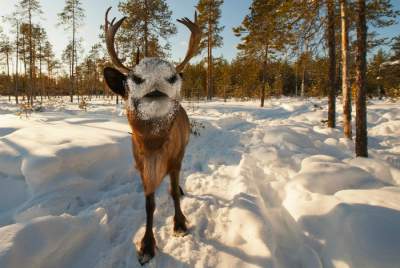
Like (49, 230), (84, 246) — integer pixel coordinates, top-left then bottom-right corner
(138, 249), (154, 265)
(138, 252), (153, 266)
(137, 236), (155, 265)
(173, 220), (188, 237)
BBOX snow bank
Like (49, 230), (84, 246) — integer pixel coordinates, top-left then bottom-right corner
(0, 208), (108, 268)
(0, 97), (399, 267)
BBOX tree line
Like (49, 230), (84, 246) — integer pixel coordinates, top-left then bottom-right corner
(0, 0), (399, 155)
(0, 0), (398, 104)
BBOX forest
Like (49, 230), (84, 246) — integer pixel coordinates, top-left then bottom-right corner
(0, 0), (399, 103)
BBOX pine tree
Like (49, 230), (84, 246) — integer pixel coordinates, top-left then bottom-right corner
(355, 0), (368, 157)
(4, 11), (23, 104)
(17, 0), (42, 105)
(0, 34), (12, 101)
(196, 0), (224, 101)
(118, 0), (176, 60)
(33, 26), (47, 101)
(234, 0), (297, 107)
(58, 0), (85, 103)
(19, 23), (30, 98)
(43, 41), (55, 98)
(350, 1), (399, 50)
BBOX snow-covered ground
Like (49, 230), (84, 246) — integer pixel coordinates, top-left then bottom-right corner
(0, 96), (399, 268)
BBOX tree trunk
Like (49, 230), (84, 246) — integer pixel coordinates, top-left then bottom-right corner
(6, 49), (10, 101)
(39, 38), (43, 102)
(327, 0), (336, 128)
(47, 59), (51, 99)
(301, 63), (305, 97)
(355, 0), (368, 157)
(22, 34), (27, 77)
(22, 33), (27, 101)
(28, 4), (34, 106)
(340, 0), (352, 139)
(206, 9), (213, 101)
(261, 45), (268, 107)
(15, 21), (19, 104)
(75, 44), (79, 102)
(71, 0), (76, 103)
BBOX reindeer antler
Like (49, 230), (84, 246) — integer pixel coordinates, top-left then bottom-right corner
(176, 12), (202, 73)
(105, 7), (130, 74)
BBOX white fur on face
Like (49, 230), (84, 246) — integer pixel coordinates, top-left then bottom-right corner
(136, 98), (175, 120)
(126, 58), (182, 120)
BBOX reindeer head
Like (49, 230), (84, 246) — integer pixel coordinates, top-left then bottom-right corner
(103, 7), (201, 120)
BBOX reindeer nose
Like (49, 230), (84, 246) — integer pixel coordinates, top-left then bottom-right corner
(144, 90), (168, 98)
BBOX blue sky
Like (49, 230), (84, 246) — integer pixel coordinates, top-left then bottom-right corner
(0, 0), (399, 64)
(0, 0), (252, 63)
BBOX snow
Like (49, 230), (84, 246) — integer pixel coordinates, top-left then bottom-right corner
(0, 96), (399, 268)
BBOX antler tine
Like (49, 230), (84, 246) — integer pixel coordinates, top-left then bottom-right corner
(105, 7), (111, 31)
(105, 7), (130, 74)
(176, 11), (202, 73)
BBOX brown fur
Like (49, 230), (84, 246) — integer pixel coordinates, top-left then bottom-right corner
(127, 105), (190, 195)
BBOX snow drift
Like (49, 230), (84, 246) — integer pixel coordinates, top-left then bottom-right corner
(0, 97), (399, 268)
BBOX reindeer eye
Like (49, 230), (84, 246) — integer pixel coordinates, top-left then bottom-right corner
(166, 74), (177, 84)
(132, 74), (145, 85)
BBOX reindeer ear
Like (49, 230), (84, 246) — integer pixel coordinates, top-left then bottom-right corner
(104, 67), (127, 97)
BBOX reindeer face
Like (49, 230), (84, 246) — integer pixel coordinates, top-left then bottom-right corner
(128, 58), (182, 99)
(103, 58), (182, 120)
(125, 58), (181, 119)
(103, 8), (200, 120)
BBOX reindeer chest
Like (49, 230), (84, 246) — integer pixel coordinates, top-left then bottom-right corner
(130, 134), (173, 194)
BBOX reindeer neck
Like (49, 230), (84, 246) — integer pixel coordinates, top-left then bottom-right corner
(127, 109), (178, 151)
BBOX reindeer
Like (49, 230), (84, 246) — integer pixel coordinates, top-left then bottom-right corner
(102, 7), (201, 265)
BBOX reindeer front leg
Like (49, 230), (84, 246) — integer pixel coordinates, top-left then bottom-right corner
(138, 192), (156, 265)
(169, 169), (188, 236)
